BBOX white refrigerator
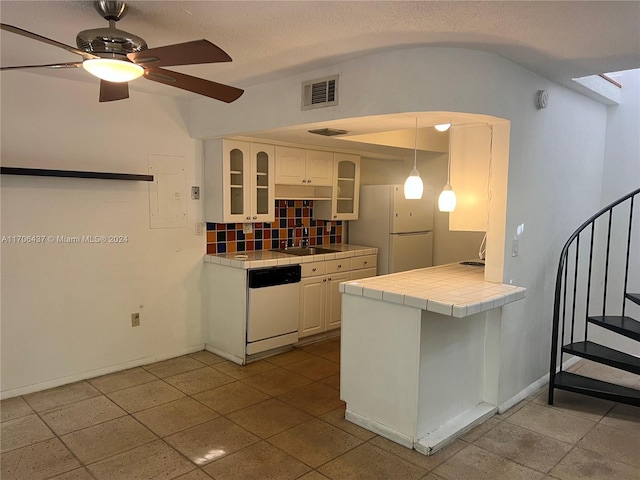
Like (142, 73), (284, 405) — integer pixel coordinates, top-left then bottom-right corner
(349, 184), (434, 275)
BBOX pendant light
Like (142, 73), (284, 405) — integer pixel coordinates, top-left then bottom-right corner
(404, 118), (424, 199)
(438, 125), (457, 212)
(434, 123), (451, 132)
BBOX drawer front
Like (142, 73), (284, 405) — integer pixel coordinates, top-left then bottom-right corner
(350, 267), (377, 281)
(350, 254), (377, 271)
(301, 261), (326, 277)
(326, 258), (349, 274)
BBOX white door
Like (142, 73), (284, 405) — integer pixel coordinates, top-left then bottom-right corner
(275, 146), (306, 184)
(305, 150), (334, 186)
(247, 283), (299, 342)
(299, 276), (325, 337)
(325, 272), (349, 330)
(391, 185), (434, 233)
(389, 232), (433, 273)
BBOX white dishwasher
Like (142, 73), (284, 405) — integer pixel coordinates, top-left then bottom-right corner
(246, 264), (301, 354)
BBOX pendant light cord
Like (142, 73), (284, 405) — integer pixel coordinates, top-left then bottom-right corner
(447, 126), (452, 184)
(413, 117), (418, 170)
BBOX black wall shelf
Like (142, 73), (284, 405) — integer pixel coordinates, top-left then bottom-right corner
(1, 167), (154, 182)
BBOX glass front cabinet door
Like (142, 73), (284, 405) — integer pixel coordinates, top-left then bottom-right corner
(226, 140), (249, 221)
(249, 143), (275, 222)
(313, 153), (360, 221)
(334, 153), (360, 220)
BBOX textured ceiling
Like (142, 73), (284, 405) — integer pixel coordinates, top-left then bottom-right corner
(1, 0), (639, 101)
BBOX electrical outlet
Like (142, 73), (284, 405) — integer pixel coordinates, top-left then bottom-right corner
(131, 312), (140, 327)
(191, 186), (200, 200)
(512, 238), (519, 257)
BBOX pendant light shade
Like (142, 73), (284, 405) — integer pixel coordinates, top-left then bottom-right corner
(404, 118), (424, 199)
(439, 125), (457, 212)
(404, 169), (423, 199)
(438, 184), (456, 211)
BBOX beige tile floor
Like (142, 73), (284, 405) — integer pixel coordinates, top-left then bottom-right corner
(2, 337), (639, 480)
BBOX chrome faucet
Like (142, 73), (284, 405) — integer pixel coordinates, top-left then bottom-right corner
(295, 222), (310, 248)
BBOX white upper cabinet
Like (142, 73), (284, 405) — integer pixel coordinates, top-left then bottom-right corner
(449, 125), (491, 232)
(314, 153), (361, 220)
(275, 146), (333, 186)
(205, 139), (275, 223)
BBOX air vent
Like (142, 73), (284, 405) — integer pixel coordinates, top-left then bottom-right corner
(308, 128), (349, 137)
(302, 75), (339, 110)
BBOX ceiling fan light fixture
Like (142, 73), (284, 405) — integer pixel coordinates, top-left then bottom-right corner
(82, 58), (143, 82)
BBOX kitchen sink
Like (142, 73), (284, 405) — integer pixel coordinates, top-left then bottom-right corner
(273, 247), (337, 256)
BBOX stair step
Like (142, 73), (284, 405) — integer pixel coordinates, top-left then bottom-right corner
(588, 315), (640, 341)
(562, 341), (640, 375)
(554, 371), (640, 407)
(626, 293), (640, 306)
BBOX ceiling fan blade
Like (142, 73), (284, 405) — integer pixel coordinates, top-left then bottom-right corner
(143, 67), (244, 103)
(99, 80), (129, 103)
(1, 23), (98, 60)
(128, 40), (232, 68)
(1, 62), (82, 71)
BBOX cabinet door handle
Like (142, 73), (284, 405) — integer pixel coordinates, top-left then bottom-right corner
(312, 268), (317, 272)
(252, 216), (257, 219)
(338, 264), (342, 268)
(363, 261), (368, 265)
(324, 278), (327, 282)
(246, 216), (251, 220)
(307, 180), (312, 184)
(302, 179), (307, 183)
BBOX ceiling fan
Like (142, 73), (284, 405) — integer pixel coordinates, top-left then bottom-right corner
(0, 0), (244, 103)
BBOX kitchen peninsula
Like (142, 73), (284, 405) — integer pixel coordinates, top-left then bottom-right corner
(339, 262), (525, 455)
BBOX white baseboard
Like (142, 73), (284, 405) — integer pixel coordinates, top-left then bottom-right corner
(205, 344), (245, 365)
(1, 344), (206, 400)
(345, 409), (414, 448)
(497, 355), (582, 413)
(416, 403), (496, 455)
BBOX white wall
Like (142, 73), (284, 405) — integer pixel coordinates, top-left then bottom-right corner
(358, 154), (485, 265)
(189, 46), (610, 405)
(594, 69), (640, 354)
(1, 73), (205, 397)
(602, 69), (640, 202)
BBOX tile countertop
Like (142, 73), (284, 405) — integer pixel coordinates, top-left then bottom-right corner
(339, 262), (526, 318)
(204, 244), (378, 269)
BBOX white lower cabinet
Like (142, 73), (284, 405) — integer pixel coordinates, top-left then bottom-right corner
(299, 256), (375, 338)
(349, 267), (377, 281)
(299, 276), (326, 337)
(349, 254), (377, 280)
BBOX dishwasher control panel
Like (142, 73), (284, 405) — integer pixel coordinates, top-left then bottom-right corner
(247, 265), (301, 288)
